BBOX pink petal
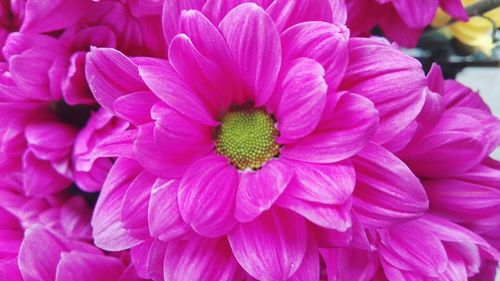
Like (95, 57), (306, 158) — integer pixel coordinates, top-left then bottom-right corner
(23, 151), (71, 197)
(441, 0), (468, 21)
(148, 179), (191, 241)
(276, 58), (327, 141)
(86, 48), (147, 113)
(266, 0), (335, 32)
(321, 248), (380, 281)
(59, 196), (92, 239)
(442, 80), (489, 112)
(378, 7), (424, 47)
(426, 63), (445, 94)
(228, 208), (307, 280)
(352, 142), (428, 227)
(283, 160), (355, 205)
(133, 123), (190, 178)
(21, 0), (92, 33)
(235, 159), (293, 222)
(378, 221), (447, 276)
(219, 3), (281, 106)
(277, 194), (352, 231)
(113, 91), (159, 125)
(342, 38), (427, 142)
(55, 252), (125, 281)
(121, 171), (156, 239)
(390, 0), (439, 28)
(287, 229), (319, 281)
(281, 21), (349, 90)
(137, 58), (217, 126)
(178, 154), (238, 237)
(164, 237), (239, 281)
(282, 93), (378, 163)
(25, 122), (76, 160)
(201, 0), (262, 25)
(62, 52), (96, 105)
(162, 0), (205, 44)
(91, 158), (143, 251)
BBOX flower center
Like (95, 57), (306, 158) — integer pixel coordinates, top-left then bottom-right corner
(216, 108), (280, 170)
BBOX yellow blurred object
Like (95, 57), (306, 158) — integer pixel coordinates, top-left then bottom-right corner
(432, 0), (500, 56)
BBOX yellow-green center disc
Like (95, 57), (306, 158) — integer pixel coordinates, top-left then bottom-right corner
(216, 108), (280, 170)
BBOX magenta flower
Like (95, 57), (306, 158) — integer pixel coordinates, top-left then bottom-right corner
(322, 214), (500, 280)
(345, 0), (468, 47)
(86, 1), (431, 279)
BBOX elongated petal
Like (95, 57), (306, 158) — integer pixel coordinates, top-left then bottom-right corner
(441, 0), (468, 21)
(284, 160), (355, 205)
(228, 208), (307, 280)
(219, 3), (281, 106)
(281, 21), (349, 90)
(86, 48), (147, 113)
(121, 171), (156, 239)
(288, 229), (319, 281)
(178, 154), (238, 237)
(282, 93), (378, 163)
(201, 0), (262, 25)
(162, 0), (205, 44)
(138, 58), (217, 126)
(23, 152), (71, 197)
(267, 0), (335, 32)
(91, 158), (143, 251)
(113, 91), (159, 125)
(341, 38), (427, 141)
(235, 159), (293, 222)
(164, 237), (239, 281)
(442, 80), (489, 112)
(148, 179), (191, 241)
(352, 142), (428, 227)
(55, 252), (125, 281)
(276, 58), (327, 141)
(390, 0), (439, 28)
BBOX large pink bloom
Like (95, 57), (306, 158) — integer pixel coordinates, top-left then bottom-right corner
(345, 0), (468, 47)
(87, 1), (429, 279)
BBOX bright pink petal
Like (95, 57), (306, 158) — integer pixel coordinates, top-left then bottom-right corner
(352, 142), (428, 227)
(113, 91), (159, 125)
(121, 171), (156, 239)
(283, 160), (355, 205)
(276, 58), (327, 141)
(21, 0), (92, 33)
(442, 80), (490, 112)
(281, 21), (349, 90)
(219, 3), (281, 106)
(378, 7), (424, 47)
(441, 0), (468, 21)
(164, 237), (239, 281)
(321, 248), (379, 281)
(266, 0), (335, 32)
(235, 159), (293, 222)
(86, 48), (147, 113)
(282, 93), (378, 163)
(201, 0), (262, 25)
(55, 252), (125, 281)
(23, 151), (71, 197)
(378, 222), (447, 276)
(162, 0), (205, 44)
(91, 158), (143, 251)
(228, 208), (307, 280)
(137, 58), (217, 126)
(341, 38), (427, 142)
(25, 122), (76, 160)
(148, 179), (191, 241)
(59, 196), (92, 239)
(178, 154), (238, 237)
(288, 229), (319, 281)
(390, 0), (439, 28)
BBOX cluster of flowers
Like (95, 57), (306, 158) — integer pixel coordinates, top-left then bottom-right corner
(1, 0), (499, 280)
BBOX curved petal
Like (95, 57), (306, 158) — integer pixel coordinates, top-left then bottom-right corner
(391, 0), (439, 28)
(178, 154), (238, 237)
(442, 80), (489, 112)
(352, 142), (428, 228)
(91, 158), (143, 251)
(137, 58), (217, 126)
(341, 38), (427, 142)
(378, 7), (423, 48)
(201, 0), (262, 25)
(121, 171), (156, 239)
(235, 159), (293, 222)
(283, 160), (355, 205)
(148, 179), (191, 241)
(219, 3), (281, 106)
(164, 237), (239, 281)
(288, 228), (319, 281)
(113, 91), (159, 125)
(282, 93), (378, 163)
(162, 0), (205, 44)
(55, 252), (125, 281)
(86, 48), (147, 113)
(266, 0), (335, 32)
(23, 151), (71, 197)
(276, 58), (327, 141)
(281, 21), (349, 90)
(228, 208), (307, 280)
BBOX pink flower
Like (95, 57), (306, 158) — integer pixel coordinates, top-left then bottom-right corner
(322, 214), (500, 280)
(87, 1), (430, 279)
(345, 0), (468, 47)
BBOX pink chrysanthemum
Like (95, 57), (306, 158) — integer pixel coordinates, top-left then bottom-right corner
(345, 0), (468, 47)
(85, 1), (435, 279)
